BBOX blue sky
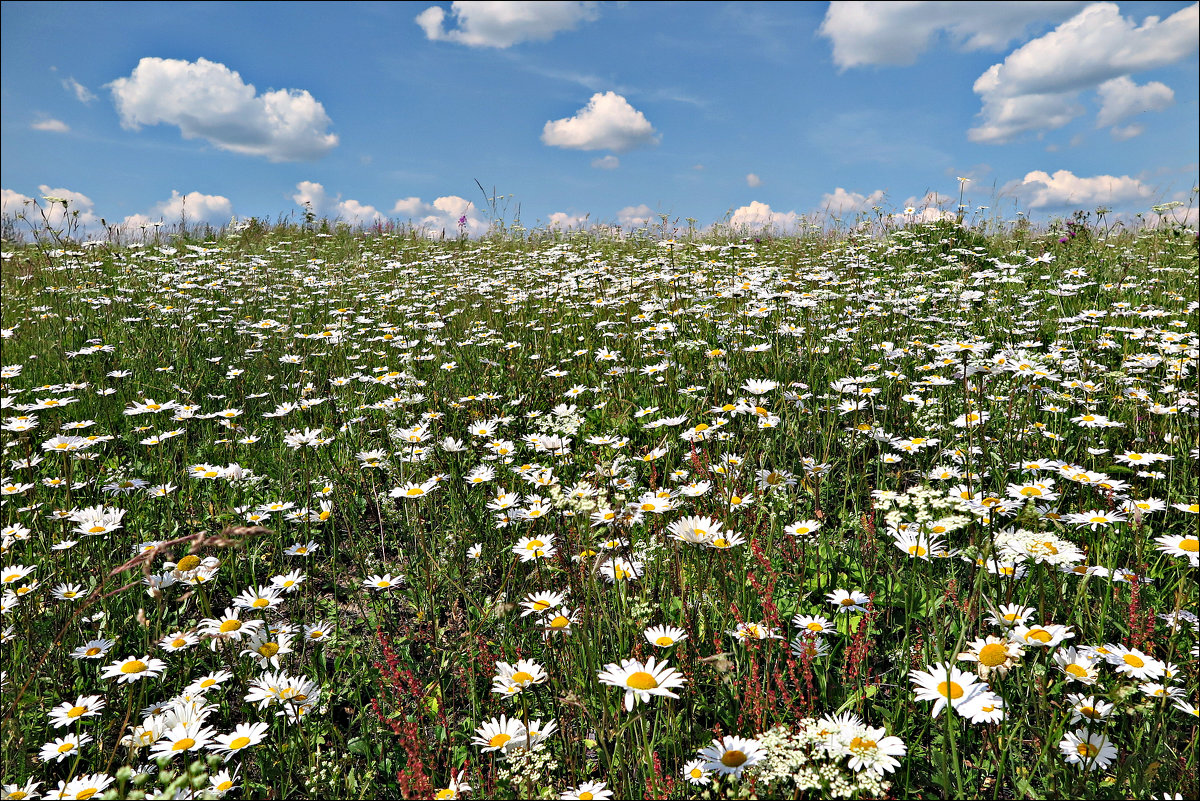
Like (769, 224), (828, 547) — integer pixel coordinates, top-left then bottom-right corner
(2, 1), (1197, 235)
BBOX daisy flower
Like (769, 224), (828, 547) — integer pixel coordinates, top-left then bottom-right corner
(681, 758), (711, 785)
(697, 735), (765, 778)
(560, 781), (613, 800)
(596, 656), (686, 711)
(1053, 647), (1100, 684)
(644, 625), (688, 648)
(792, 616), (840, 641)
(39, 732), (92, 763)
(1059, 729), (1117, 771)
(53, 774), (114, 800)
(1103, 644), (1165, 680)
(491, 660), (548, 698)
(471, 715), (526, 752)
(150, 722), (217, 759)
(519, 590), (568, 617)
(363, 573), (401, 591)
(843, 725), (907, 774)
(209, 722), (270, 761)
(827, 589), (870, 613)
(910, 661), (987, 717)
(48, 695), (106, 728)
(957, 636), (1024, 679)
(101, 655), (166, 684)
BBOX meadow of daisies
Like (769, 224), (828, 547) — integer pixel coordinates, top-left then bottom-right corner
(0, 209), (1197, 800)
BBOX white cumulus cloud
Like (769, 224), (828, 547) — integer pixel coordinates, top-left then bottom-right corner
(108, 57), (339, 162)
(391, 195), (487, 237)
(2, 186), (102, 233)
(31, 118), (70, 133)
(547, 211), (590, 229)
(542, 92), (659, 153)
(728, 201), (801, 232)
(293, 181), (383, 226)
(746, 173), (762, 188)
(1095, 76), (1174, 129)
(821, 187), (887, 215)
(616, 204), (655, 228)
(1004, 169), (1154, 210)
(969, 2), (1198, 143)
(416, 1), (598, 48)
(819, 1), (1086, 68)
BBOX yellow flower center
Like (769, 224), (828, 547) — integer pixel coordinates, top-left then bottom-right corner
(656, 636), (674, 646)
(978, 643), (1008, 667)
(1026, 629), (1052, 643)
(58, 742), (76, 753)
(721, 750), (748, 767)
(253, 598), (270, 608)
(1076, 743), (1099, 758)
(511, 671), (534, 684)
(176, 555), (201, 572)
(217, 781), (234, 791)
(67, 705), (87, 718)
(121, 660), (147, 674)
(257, 643), (280, 658)
(549, 616), (570, 628)
(909, 546), (927, 557)
(76, 791), (98, 800)
(937, 681), (964, 699)
(1065, 664), (1089, 678)
(171, 638), (187, 648)
(85, 647), (101, 656)
(200, 679), (216, 687)
(579, 794), (594, 801)
(1079, 706), (1099, 719)
(626, 671), (659, 690)
(488, 733), (511, 748)
(1123, 654), (1144, 668)
(229, 736), (251, 749)
(849, 736), (877, 753)
(1180, 538), (1199, 553)
(219, 620), (242, 633)
(172, 738), (196, 751)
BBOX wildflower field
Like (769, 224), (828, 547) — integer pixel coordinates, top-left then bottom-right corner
(1, 213), (1197, 800)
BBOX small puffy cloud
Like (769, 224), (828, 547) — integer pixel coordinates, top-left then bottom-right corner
(819, 1), (1086, 69)
(416, 1), (598, 48)
(1095, 76), (1174, 128)
(898, 192), (956, 221)
(591, 154), (620, 170)
(616, 204), (654, 227)
(2, 185), (102, 232)
(547, 211), (589, 229)
(119, 190), (234, 230)
(391, 194), (487, 237)
(745, 173), (762, 188)
(61, 77), (96, 104)
(820, 187), (887, 215)
(542, 92), (659, 153)
(728, 201), (800, 232)
(970, 3), (1198, 143)
(108, 57), (338, 162)
(31, 118), (70, 133)
(1005, 169), (1153, 210)
(293, 181), (383, 226)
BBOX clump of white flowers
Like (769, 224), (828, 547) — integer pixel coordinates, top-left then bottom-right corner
(745, 715), (904, 798)
(993, 527), (1084, 566)
(873, 485), (972, 532)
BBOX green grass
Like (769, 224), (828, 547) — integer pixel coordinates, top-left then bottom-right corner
(0, 210), (1197, 799)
